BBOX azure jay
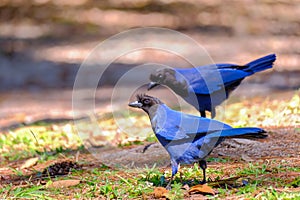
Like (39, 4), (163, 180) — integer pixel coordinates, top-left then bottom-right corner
(129, 94), (267, 189)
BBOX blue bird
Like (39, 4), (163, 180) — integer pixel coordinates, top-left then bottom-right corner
(148, 54), (276, 118)
(129, 94), (267, 189)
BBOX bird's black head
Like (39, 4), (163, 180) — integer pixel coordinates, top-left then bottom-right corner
(128, 94), (162, 114)
(148, 68), (188, 96)
(148, 68), (176, 90)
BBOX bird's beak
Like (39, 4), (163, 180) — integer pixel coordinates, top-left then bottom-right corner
(128, 101), (143, 108)
(148, 82), (159, 90)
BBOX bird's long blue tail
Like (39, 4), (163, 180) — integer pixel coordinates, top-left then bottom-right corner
(245, 54), (276, 74)
(207, 128), (267, 139)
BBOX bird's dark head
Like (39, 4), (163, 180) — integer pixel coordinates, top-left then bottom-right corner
(148, 68), (176, 90)
(128, 94), (163, 114)
(148, 68), (188, 96)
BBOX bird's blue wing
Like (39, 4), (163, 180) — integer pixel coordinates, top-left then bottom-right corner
(154, 105), (231, 141)
(175, 64), (249, 94)
(153, 106), (189, 141)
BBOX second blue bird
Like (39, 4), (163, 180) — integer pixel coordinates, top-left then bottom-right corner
(148, 54), (276, 118)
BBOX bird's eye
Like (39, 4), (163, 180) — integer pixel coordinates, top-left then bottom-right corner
(158, 74), (163, 79)
(143, 99), (151, 104)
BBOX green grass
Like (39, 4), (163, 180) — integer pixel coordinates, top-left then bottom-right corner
(257, 187), (300, 200)
(0, 125), (82, 161)
(207, 157), (232, 163)
(5, 185), (53, 199)
(236, 163), (269, 177)
(1, 160), (299, 199)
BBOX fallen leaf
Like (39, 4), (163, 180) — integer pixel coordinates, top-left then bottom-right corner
(20, 157), (39, 169)
(46, 180), (81, 188)
(153, 187), (168, 198)
(189, 184), (215, 195)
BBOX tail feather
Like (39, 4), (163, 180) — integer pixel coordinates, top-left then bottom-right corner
(207, 128), (267, 139)
(245, 54), (276, 74)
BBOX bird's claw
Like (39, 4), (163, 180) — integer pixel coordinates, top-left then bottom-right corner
(166, 185), (172, 190)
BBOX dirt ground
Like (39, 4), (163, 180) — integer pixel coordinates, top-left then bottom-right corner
(83, 127), (300, 168)
(0, 127), (299, 199)
(1, 127), (299, 177)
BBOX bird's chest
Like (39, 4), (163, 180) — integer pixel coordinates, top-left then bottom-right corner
(150, 116), (159, 132)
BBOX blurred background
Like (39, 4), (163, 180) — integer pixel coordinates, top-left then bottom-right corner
(1, 0), (299, 128)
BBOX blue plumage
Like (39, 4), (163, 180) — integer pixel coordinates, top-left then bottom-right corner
(129, 94), (267, 189)
(149, 54), (276, 118)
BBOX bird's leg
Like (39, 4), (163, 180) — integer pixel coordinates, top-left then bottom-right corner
(166, 175), (173, 190)
(199, 160), (207, 184)
(200, 110), (206, 118)
(166, 160), (178, 190)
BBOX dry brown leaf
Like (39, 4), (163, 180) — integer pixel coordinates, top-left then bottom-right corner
(153, 187), (168, 198)
(188, 184), (215, 195)
(46, 179), (81, 188)
(20, 157), (39, 169)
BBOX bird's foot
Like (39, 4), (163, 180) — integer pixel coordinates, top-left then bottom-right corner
(165, 179), (172, 190)
(166, 184), (172, 190)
